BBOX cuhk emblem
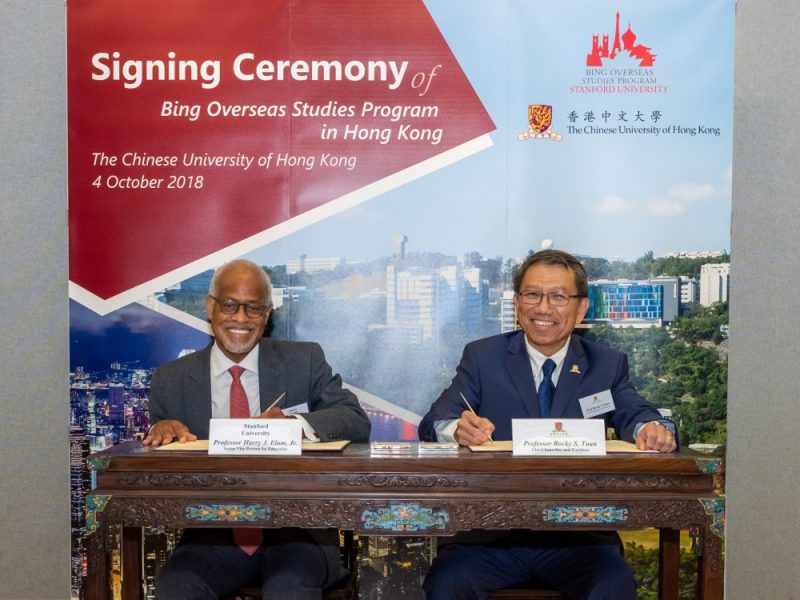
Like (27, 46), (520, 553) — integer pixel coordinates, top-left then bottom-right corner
(528, 104), (553, 133)
(554, 422), (563, 432)
(519, 104), (562, 141)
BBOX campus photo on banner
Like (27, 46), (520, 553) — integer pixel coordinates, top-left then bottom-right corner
(67, 1), (733, 598)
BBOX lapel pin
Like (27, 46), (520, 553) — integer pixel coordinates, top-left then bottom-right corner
(569, 364), (581, 374)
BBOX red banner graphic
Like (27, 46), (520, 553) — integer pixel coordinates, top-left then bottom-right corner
(68, 0), (494, 303)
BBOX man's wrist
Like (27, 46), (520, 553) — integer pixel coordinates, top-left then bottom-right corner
(633, 419), (677, 440)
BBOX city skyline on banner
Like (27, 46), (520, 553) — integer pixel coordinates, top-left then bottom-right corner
(71, 243), (731, 421)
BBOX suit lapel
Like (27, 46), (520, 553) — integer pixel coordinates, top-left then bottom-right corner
(186, 345), (213, 429)
(550, 335), (588, 417)
(257, 339), (286, 411)
(504, 333), (539, 418)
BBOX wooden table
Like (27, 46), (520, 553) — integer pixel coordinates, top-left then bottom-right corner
(85, 442), (724, 599)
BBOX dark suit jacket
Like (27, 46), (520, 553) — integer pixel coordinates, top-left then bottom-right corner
(150, 338), (371, 441)
(418, 331), (662, 442)
(149, 337), (371, 586)
(418, 331), (664, 548)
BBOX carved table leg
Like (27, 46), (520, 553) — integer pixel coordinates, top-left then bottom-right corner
(698, 527), (723, 600)
(697, 496), (725, 600)
(122, 527), (143, 600)
(84, 525), (108, 600)
(658, 528), (680, 600)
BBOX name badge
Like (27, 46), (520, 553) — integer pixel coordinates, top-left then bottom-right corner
(208, 418), (302, 455)
(283, 402), (309, 415)
(512, 418), (606, 456)
(579, 389), (615, 418)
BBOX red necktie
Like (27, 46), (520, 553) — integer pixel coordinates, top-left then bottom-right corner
(228, 365), (250, 418)
(228, 366), (262, 555)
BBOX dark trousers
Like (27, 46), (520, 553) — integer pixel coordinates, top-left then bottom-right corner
(156, 528), (333, 600)
(423, 534), (635, 600)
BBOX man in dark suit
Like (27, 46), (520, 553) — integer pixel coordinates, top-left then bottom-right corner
(418, 249), (675, 600)
(143, 259), (370, 600)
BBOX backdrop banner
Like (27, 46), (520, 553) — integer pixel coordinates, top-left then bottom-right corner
(68, 1), (734, 598)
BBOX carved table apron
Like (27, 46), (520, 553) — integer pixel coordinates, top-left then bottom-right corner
(85, 442), (724, 600)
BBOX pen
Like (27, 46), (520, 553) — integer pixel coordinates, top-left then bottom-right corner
(459, 392), (494, 445)
(266, 391), (286, 412)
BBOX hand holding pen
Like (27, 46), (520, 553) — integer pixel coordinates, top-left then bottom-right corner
(458, 392), (495, 446)
(258, 392), (287, 418)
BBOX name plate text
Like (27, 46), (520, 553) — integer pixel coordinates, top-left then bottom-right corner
(512, 419), (606, 456)
(208, 418), (302, 455)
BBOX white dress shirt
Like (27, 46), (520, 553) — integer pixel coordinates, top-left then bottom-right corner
(210, 342), (261, 417)
(208, 342), (319, 440)
(434, 338), (572, 442)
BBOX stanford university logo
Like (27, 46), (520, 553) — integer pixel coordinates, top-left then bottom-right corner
(586, 10), (655, 67)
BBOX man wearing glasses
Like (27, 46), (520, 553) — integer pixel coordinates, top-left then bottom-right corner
(418, 249), (675, 600)
(144, 259), (370, 600)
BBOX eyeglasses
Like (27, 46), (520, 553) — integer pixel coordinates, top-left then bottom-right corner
(517, 291), (583, 307)
(209, 295), (270, 318)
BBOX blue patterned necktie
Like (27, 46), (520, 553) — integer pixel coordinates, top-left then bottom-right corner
(538, 359), (556, 417)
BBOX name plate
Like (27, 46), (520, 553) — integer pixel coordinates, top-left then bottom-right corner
(512, 419), (606, 456)
(208, 418), (302, 455)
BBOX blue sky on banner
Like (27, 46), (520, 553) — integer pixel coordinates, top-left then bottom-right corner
(245, 0), (734, 266)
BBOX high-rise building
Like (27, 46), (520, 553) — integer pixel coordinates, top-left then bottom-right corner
(461, 268), (487, 336)
(70, 425), (90, 599)
(392, 234), (408, 259)
(650, 276), (681, 322)
(662, 250), (725, 259)
(680, 277), (700, 312)
(285, 256), (344, 274)
(500, 290), (517, 333)
(143, 527), (179, 600)
(108, 384), (125, 426)
(367, 536), (391, 559)
(699, 263), (731, 306)
(587, 280), (663, 325)
(385, 264), (461, 342)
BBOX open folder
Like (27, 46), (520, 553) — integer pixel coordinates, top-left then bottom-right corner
(154, 439), (350, 452)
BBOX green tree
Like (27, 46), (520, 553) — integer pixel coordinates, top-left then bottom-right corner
(582, 256), (611, 280)
(625, 541), (698, 600)
(671, 302), (728, 344)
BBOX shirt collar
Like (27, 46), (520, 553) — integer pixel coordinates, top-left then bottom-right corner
(210, 341), (260, 377)
(523, 336), (570, 373)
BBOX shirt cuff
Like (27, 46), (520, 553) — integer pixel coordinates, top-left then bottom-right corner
(288, 414), (319, 442)
(633, 419), (676, 440)
(433, 419), (459, 442)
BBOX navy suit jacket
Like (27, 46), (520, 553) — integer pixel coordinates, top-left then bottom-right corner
(149, 337), (370, 585)
(418, 331), (663, 549)
(418, 331), (662, 442)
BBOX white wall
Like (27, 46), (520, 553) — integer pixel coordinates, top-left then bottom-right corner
(726, 0), (800, 596)
(0, 2), (70, 598)
(1, 0), (799, 597)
